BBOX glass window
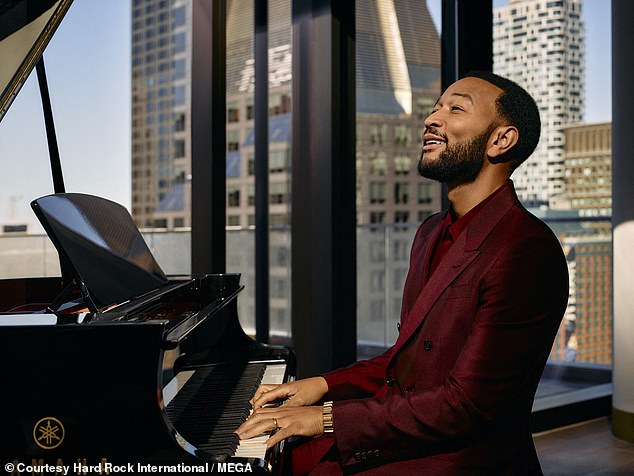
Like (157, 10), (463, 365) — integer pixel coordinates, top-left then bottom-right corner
(227, 185), (240, 207)
(269, 150), (289, 173)
(369, 182), (386, 204)
(227, 130), (240, 151)
(493, 0), (613, 410)
(173, 6), (186, 28)
(369, 124), (388, 145)
(394, 182), (410, 205)
(174, 113), (185, 132)
(394, 125), (411, 147)
(418, 182), (433, 204)
(356, 0), (441, 353)
(173, 32), (186, 53)
(394, 155), (412, 175)
(394, 210), (410, 224)
(173, 85), (186, 106)
(174, 59), (186, 79)
(173, 139), (185, 158)
(227, 102), (240, 123)
(269, 181), (289, 204)
(369, 152), (387, 175)
(269, 93), (291, 115)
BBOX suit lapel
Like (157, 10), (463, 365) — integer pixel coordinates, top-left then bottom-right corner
(402, 212), (445, 312)
(419, 215), (444, 288)
(393, 232), (479, 357)
(390, 182), (520, 362)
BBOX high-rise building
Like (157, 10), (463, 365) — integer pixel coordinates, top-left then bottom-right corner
(556, 121), (612, 364)
(493, 0), (584, 208)
(536, 120), (613, 364)
(131, 0), (191, 228)
(355, 0), (442, 226)
(563, 122), (611, 218)
(554, 235), (612, 364)
(130, 0), (442, 338)
(130, 0), (442, 230)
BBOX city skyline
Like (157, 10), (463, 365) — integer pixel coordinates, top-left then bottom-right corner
(0, 0), (612, 230)
(494, 0), (584, 207)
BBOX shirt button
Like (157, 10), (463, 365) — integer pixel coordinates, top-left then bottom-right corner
(386, 376), (395, 386)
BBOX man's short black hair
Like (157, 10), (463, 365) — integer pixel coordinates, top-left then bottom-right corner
(464, 71), (541, 169)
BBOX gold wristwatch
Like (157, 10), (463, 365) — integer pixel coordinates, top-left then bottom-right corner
(322, 400), (334, 433)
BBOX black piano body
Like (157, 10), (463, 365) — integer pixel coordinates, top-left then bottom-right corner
(0, 194), (294, 470)
(1, 1), (295, 472)
(0, 275), (294, 471)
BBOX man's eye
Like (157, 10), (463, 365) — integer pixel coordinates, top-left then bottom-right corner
(451, 105), (464, 111)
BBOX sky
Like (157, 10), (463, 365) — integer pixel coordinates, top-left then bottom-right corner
(0, 1), (132, 230)
(0, 0), (612, 231)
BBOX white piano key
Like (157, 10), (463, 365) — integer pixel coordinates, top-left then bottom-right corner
(261, 363), (286, 385)
(233, 363), (286, 459)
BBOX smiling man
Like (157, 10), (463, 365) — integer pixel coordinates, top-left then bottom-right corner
(237, 72), (569, 475)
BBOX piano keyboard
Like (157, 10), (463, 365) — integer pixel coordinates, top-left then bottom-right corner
(163, 362), (286, 460)
(233, 363), (286, 459)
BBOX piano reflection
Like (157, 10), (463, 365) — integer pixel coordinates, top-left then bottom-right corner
(0, 1), (295, 473)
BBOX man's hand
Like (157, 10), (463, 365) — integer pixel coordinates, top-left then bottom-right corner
(236, 405), (324, 449)
(250, 376), (328, 409)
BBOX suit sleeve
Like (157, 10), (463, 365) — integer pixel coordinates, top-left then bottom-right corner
(321, 347), (393, 400)
(330, 233), (569, 467)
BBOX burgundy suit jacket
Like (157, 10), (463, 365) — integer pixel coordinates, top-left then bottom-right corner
(319, 182), (569, 475)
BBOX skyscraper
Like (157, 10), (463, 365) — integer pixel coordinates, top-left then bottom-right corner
(493, 0), (584, 207)
(131, 0), (191, 228)
(564, 122), (611, 218)
(130, 0), (442, 338)
(130, 0), (442, 230)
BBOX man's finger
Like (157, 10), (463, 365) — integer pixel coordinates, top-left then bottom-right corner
(253, 385), (292, 408)
(236, 416), (278, 440)
(266, 427), (288, 449)
(250, 384), (278, 405)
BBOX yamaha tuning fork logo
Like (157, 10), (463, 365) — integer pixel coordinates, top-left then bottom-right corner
(32, 417), (65, 450)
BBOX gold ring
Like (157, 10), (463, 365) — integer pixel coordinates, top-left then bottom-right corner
(272, 418), (278, 430)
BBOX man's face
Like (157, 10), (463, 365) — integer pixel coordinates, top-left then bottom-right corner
(418, 77), (502, 185)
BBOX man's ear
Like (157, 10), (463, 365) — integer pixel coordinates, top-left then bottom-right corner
(487, 125), (519, 163)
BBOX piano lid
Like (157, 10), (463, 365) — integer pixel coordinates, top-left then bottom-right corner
(0, 0), (73, 122)
(31, 193), (169, 311)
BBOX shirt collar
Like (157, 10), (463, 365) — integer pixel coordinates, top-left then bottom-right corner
(444, 180), (511, 242)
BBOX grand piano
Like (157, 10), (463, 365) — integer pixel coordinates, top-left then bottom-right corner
(0, 1), (294, 472)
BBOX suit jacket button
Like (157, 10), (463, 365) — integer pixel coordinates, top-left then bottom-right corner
(386, 376), (395, 386)
(354, 451), (362, 462)
(423, 340), (433, 351)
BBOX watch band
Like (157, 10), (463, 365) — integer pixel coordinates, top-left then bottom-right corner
(322, 400), (334, 433)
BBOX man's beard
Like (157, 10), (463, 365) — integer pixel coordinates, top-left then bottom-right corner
(417, 127), (492, 184)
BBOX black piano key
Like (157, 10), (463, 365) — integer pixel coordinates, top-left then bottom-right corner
(165, 362), (266, 457)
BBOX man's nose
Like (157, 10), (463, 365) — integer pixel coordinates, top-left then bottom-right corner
(423, 110), (443, 129)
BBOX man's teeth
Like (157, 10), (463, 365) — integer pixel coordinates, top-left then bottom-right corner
(426, 140), (443, 145)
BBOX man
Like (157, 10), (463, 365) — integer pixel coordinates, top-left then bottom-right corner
(237, 72), (569, 475)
